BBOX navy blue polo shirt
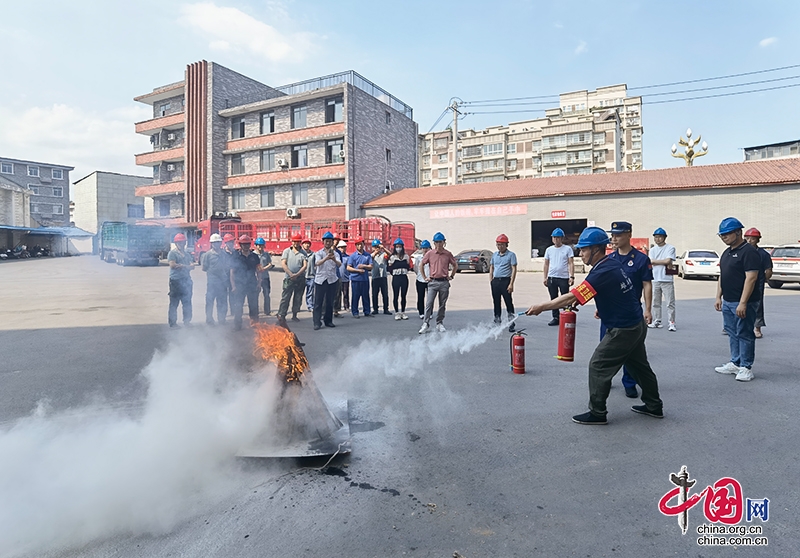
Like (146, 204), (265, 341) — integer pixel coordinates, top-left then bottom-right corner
(347, 250), (373, 282)
(571, 255), (643, 329)
(608, 248), (653, 300)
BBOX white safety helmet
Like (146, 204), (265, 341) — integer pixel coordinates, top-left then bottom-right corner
(209, 233), (223, 243)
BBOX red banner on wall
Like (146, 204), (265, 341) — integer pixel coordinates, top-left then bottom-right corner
(429, 204), (528, 219)
(551, 210), (566, 218)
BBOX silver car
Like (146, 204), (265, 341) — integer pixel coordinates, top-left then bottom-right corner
(768, 244), (800, 288)
(677, 249), (720, 279)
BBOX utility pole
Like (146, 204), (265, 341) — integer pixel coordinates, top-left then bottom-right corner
(450, 98), (460, 185)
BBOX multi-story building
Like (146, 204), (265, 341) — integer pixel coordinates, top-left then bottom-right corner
(419, 84), (642, 187)
(133, 62), (417, 226)
(743, 139), (800, 161)
(0, 156), (73, 226)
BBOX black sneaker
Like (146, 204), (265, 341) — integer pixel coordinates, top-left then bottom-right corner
(625, 386), (639, 398)
(508, 322), (516, 333)
(493, 317), (502, 325)
(313, 324), (322, 330)
(548, 318), (559, 326)
(383, 310), (392, 315)
(572, 411), (607, 425)
(631, 405), (663, 419)
(325, 323), (336, 328)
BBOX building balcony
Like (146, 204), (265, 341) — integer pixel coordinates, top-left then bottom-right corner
(135, 181), (186, 198)
(135, 146), (184, 167)
(224, 122), (345, 154)
(135, 112), (185, 135)
(224, 163), (345, 189)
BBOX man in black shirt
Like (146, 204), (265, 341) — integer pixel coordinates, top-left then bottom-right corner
(714, 218), (760, 381)
(230, 234), (261, 331)
(744, 227), (773, 339)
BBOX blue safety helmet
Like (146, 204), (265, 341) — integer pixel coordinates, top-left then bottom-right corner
(653, 227), (667, 237)
(718, 217), (744, 235)
(433, 232), (446, 242)
(322, 231), (334, 240)
(393, 238), (404, 245)
(371, 238), (381, 247)
(575, 227), (611, 248)
(254, 237), (266, 246)
(551, 228), (565, 237)
(420, 240), (431, 249)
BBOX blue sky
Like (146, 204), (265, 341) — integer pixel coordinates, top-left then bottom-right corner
(1, 0), (799, 185)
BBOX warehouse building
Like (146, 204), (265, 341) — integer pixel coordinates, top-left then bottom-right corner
(363, 158), (800, 271)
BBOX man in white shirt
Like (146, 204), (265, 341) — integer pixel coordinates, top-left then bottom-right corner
(542, 228), (575, 326)
(312, 232), (341, 330)
(648, 228), (677, 331)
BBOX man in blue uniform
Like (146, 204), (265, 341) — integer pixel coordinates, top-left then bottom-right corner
(603, 221), (653, 399)
(347, 237), (373, 318)
(526, 227), (663, 425)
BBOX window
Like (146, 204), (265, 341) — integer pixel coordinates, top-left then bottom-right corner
(151, 133), (160, 146)
(532, 140), (542, 153)
(292, 145), (308, 168)
(28, 166), (39, 177)
(434, 137), (448, 149)
(385, 111), (391, 125)
(325, 97), (343, 123)
(422, 170), (431, 180)
(0, 162), (12, 174)
(28, 185), (40, 195)
(292, 183), (308, 205)
(632, 140), (642, 150)
(385, 149), (391, 164)
(326, 139), (344, 164)
(52, 168), (63, 180)
(153, 165), (160, 178)
(462, 145), (482, 158)
(159, 103), (170, 117)
(291, 105), (307, 129)
(424, 139), (431, 152)
(593, 151), (606, 163)
(483, 159), (502, 170)
(567, 132), (590, 146)
(31, 203), (40, 213)
(464, 161), (482, 173)
(127, 204), (145, 218)
(631, 128), (642, 140)
(231, 117), (245, 139)
(507, 160), (517, 170)
(52, 186), (63, 197)
(260, 111), (275, 134)
(422, 155), (431, 166)
(437, 153), (448, 164)
(507, 143), (517, 154)
(593, 133), (606, 146)
(260, 186), (275, 208)
(567, 167), (591, 175)
(326, 179), (344, 203)
(230, 190), (246, 210)
(158, 198), (171, 217)
(543, 135), (566, 148)
(261, 149), (276, 171)
(437, 168), (449, 179)
(566, 150), (592, 164)
(543, 152), (566, 166)
(230, 154), (245, 175)
(483, 143), (503, 156)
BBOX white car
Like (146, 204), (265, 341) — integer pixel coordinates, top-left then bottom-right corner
(768, 244), (800, 288)
(677, 249), (720, 279)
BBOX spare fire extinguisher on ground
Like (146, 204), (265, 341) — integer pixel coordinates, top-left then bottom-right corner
(556, 308), (577, 361)
(510, 329), (527, 374)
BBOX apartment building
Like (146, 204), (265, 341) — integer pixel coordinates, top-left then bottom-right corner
(420, 84), (642, 186)
(0, 157), (73, 226)
(134, 61), (417, 225)
(743, 139), (800, 161)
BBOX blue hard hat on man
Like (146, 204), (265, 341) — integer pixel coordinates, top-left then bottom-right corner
(718, 217), (744, 235)
(653, 228), (667, 237)
(322, 231), (334, 240)
(433, 232), (446, 242)
(551, 228), (565, 237)
(254, 237), (266, 245)
(575, 227), (611, 248)
(371, 238), (381, 247)
(420, 240), (431, 249)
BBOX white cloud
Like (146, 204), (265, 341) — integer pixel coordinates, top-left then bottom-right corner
(0, 103), (152, 187)
(574, 41), (588, 55)
(553, 22), (564, 29)
(759, 37), (778, 47)
(179, 2), (317, 62)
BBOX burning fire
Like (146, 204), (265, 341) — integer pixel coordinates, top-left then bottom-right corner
(253, 325), (309, 383)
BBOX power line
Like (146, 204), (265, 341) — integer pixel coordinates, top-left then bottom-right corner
(644, 82), (800, 105)
(462, 93), (559, 105)
(427, 107), (450, 133)
(630, 63), (800, 91)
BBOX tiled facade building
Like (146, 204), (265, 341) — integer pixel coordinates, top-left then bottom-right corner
(0, 157), (73, 226)
(419, 84), (642, 187)
(743, 139), (800, 161)
(134, 61), (417, 225)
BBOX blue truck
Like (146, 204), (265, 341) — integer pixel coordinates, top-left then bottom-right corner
(99, 222), (168, 266)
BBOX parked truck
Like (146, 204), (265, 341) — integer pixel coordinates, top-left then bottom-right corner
(99, 222), (168, 266)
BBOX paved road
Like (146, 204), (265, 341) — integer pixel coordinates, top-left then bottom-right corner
(1, 256), (797, 557)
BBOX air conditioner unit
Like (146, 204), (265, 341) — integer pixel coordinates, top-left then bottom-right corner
(166, 133), (176, 141)
(277, 158), (289, 168)
(338, 150), (346, 160)
(166, 164), (175, 171)
(286, 207), (300, 218)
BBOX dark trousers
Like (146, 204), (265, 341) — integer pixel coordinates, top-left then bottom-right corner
(372, 276), (389, 313)
(491, 276), (515, 318)
(416, 281), (428, 316)
(600, 322), (636, 390)
(351, 280), (371, 316)
(168, 278), (192, 326)
(232, 284), (259, 328)
(260, 276), (271, 315)
(547, 277), (570, 319)
(392, 275), (409, 313)
(278, 276), (305, 318)
(336, 280), (350, 311)
(205, 278), (228, 324)
(313, 281), (337, 327)
(754, 284), (766, 328)
(589, 320), (662, 417)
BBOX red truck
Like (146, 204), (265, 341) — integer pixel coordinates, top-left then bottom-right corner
(193, 214), (416, 261)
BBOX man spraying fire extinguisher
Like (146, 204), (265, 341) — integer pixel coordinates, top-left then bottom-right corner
(525, 227), (664, 425)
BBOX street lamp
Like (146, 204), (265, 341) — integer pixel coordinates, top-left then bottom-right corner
(671, 128), (708, 166)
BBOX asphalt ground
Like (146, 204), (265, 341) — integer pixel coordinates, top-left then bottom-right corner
(1, 256), (798, 557)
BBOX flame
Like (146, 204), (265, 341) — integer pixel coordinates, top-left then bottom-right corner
(253, 325), (309, 383)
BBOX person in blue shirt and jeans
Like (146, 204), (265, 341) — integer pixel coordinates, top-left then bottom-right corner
(526, 227), (663, 425)
(489, 233), (517, 332)
(347, 237), (373, 318)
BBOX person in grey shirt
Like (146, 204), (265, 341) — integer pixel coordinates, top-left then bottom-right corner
(201, 233), (228, 325)
(489, 233), (518, 332)
(276, 234), (308, 327)
(302, 239), (315, 313)
(167, 233), (195, 328)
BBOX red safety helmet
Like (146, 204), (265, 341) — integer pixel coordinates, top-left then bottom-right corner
(238, 234), (252, 244)
(744, 227), (761, 238)
(291, 233), (303, 242)
(353, 236), (365, 244)
(222, 233), (235, 242)
(496, 234), (509, 244)
(173, 233), (187, 242)
(301, 238), (311, 245)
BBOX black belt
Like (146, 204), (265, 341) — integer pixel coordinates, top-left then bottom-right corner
(430, 277), (448, 281)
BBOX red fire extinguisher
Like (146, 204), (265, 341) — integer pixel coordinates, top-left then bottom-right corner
(510, 329), (526, 374)
(556, 309), (576, 362)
